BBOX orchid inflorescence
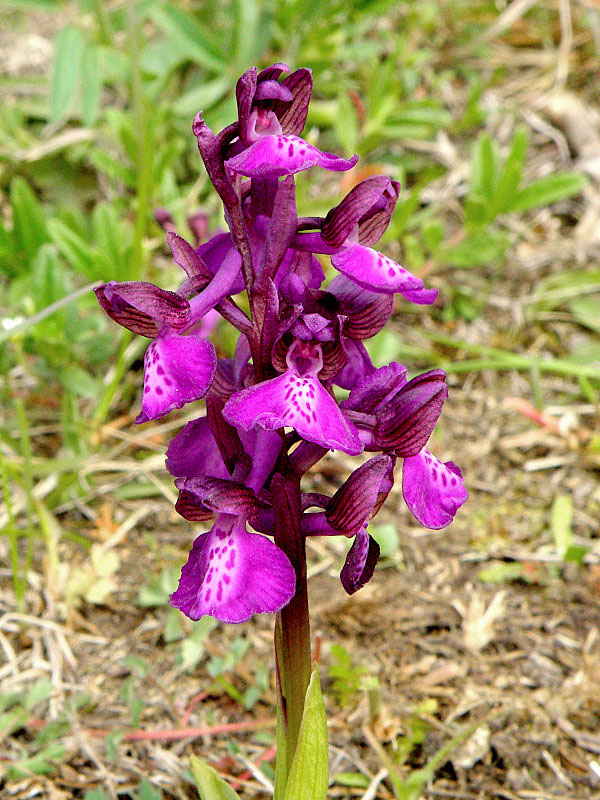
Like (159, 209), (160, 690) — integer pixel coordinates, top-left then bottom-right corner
(95, 64), (468, 628)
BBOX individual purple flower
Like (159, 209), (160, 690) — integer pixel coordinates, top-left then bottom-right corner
(223, 340), (363, 456)
(292, 177), (437, 302)
(225, 65), (358, 178)
(341, 363), (468, 526)
(169, 513), (295, 623)
(95, 281), (217, 423)
(302, 455), (394, 594)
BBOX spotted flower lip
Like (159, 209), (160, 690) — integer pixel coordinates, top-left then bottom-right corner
(169, 514), (295, 623)
(136, 335), (216, 424)
(403, 449), (468, 529)
(223, 340), (363, 456)
(225, 134), (359, 179)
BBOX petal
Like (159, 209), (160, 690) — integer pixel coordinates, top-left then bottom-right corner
(223, 372), (363, 455)
(332, 243), (436, 302)
(402, 449), (468, 529)
(167, 232), (212, 280)
(95, 281), (190, 336)
(226, 135), (358, 178)
(340, 529), (380, 595)
(169, 520), (295, 623)
(334, 340), (376, 390)
(137, 335), (216, 423)
(166, 417), (230, 479)
(196, 232), (245, 294)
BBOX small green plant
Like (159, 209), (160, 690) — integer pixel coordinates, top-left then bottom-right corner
(84, 779), (162, 800)
(328, 643), (368, 708)
(0, 679), (75, 781)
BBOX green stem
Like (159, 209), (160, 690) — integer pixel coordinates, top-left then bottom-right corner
(92, 331), (138, 426)
(272, 474), (312, 799)
(126, 0), (152, 282)
(90, 0), (113, 46)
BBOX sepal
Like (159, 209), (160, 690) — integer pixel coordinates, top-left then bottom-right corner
(340, 530), (380, 595)
(94, 281), (190, 337)
(374, 369), (448, 455)
(326, 455), (393, 536)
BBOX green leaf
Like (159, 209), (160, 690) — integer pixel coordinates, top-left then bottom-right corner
(470, 132), (499, 201)
(25, 679), (54, 710)
(190, 755), (240, 800)
(84, 790), (111, 800)
(137, 778), (163, 800)
(283, 666), (329, 800)
(334, 92), (359, 155)
(369, 522), (400, 559)
(233, 0), (261, 68)
(507, 172), (586, 213)
(489, 126), (528, 217)
(81, 43), (101, 126)
(172, 78), (230, 118)
(61, 367), (100, 399)
(478, 562), (525, 583)
(10, 177), (50, 269)
(51, 25), (85, 121)
(569, 296), (600, 334)
(47, 219), (95, 277)
(150, 6), (226, 71)
(551, 494), (573, 558)
(445, 229), (509, 268)
(334, 772), (370, 788)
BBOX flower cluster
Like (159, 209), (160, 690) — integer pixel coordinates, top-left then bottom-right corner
(95, 64), (468, 625)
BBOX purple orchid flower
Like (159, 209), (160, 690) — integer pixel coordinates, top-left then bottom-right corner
(342, 363), (468, 527)
(292, 177), (437, 302)
(95, 281), (217, 423)
(96, 63), (467, 633)
(224, 65), (358, 178)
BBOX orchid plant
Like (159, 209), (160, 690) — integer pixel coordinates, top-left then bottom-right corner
(95, 64), (468, 799)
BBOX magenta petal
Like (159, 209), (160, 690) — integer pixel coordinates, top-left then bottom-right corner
(332, 243), (434, 300)
(340, 529), (380, 595)
(402, 449), (468, 529)
(137, 335), (217, 423)
(223, 372), (363, 456)
(226, 135), (358, 178)
(169, 520), (295, 623)
(166, 417), (229, 479)
(335, 340), (376, 390)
